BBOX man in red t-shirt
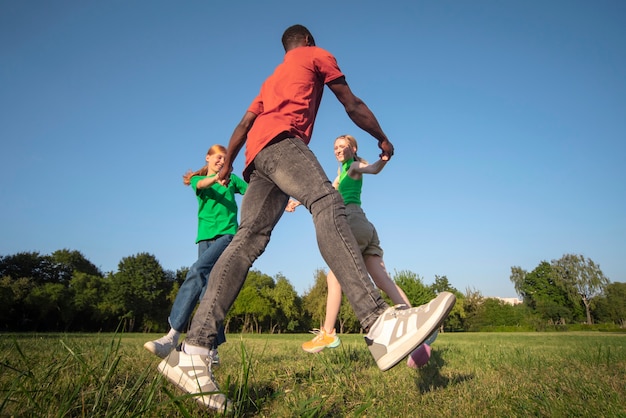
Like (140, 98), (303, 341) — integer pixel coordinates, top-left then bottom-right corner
(158, 24), (456, 411)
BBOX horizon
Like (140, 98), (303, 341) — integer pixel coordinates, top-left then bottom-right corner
(1, 1), (624, 300)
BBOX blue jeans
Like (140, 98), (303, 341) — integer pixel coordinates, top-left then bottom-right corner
(168, 235), (232, 345)
(186, 137), (388, 349)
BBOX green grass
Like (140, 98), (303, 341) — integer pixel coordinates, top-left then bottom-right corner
(1, 332), (625, 417)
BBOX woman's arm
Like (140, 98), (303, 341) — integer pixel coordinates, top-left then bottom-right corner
(194, 175), (219, 189)
(348, 157), (389, 177)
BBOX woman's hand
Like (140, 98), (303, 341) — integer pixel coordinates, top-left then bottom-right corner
(285, 199), (301, 212)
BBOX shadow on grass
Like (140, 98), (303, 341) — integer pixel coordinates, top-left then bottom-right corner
(413, 348), (473, 394)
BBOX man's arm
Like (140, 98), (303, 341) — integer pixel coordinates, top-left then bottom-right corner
(327, 77), (394, 159)
(219, 111), (257, 185)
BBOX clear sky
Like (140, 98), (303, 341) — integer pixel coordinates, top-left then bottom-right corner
(1, 1), (624, 299)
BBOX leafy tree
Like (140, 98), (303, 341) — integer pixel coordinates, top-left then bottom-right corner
(510, 261), (577, 323)
(105, 253), (170, 332)
(270, 274), (303, 332)
(24, 282), (73, 331)
(509, 266), (527, 298)
(50, 249), (102, 283)
(174, 267), (190, 287)
(393, 270), (435, 306)
(464, 297), (529, 331)
(300, 268), (361, 334)
(551, 254), (610, 325)
(427, 274), (465, 331)
(0, 252), (59, 284)
(301, 269), (330, 330)
(462, 287), (485, 331)
(431, 275), (457, 294)
(0, 276), (36, 330)
(593, 282), (626, 325)
(337, 295), (360, 333)
(69, 272), (109, 331)
(229, 270), (276, 333)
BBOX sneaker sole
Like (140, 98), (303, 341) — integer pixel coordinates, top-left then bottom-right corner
(302, 338), (341, 354)
(369, 292), (456, 371)
(157, 354), (229, 412)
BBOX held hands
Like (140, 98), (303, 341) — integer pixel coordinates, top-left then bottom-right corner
(378, 139), (394, 160)
(217, 163), (234, 186)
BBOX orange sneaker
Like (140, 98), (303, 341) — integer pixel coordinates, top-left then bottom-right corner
(301, 328), (341, 353)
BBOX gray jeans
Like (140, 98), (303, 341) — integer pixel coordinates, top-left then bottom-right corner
(185, 137), (388, 348)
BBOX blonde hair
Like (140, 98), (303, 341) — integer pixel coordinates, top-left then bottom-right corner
(183, 144), (227, 186)
(335, 134), (366, 163)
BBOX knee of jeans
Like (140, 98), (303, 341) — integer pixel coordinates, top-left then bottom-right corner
(310, 190), (341, 215)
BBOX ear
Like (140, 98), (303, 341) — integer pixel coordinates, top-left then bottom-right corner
(205, 154), (211, 163)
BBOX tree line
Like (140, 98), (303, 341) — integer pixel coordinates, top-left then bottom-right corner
(1, 250), (624, 333)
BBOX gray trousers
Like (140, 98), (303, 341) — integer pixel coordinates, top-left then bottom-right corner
(185, 137), (388, 348)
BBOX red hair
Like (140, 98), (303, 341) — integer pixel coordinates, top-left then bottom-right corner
(183, 144), (227, 186)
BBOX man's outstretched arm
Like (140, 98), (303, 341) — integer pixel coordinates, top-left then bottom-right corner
(327, 77), (394, 159)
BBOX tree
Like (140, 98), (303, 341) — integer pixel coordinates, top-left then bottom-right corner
(393, 270), (435, 306)
(69, 272), (109, 331)
(551, 254), (610, 325)
(105, 253), (170, 332)
(229, 270), (276, 333)
(593, 282), (626, 325)
(510, 261), (577, 323)
(301, 269), (329, 330)
(509, 266), (527, 298)
(0, 276), (36, 330)
(24, 282), (73, 331)
(50, 249), (103, 283)
(431, 275), (457, 294)
(462, 287), (484, 331)
(464, 297), (529, 331)
(270, 274), (303, 332)
(0, 252), (59, 284)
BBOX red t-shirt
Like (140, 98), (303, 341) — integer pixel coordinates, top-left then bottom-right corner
(244, 45), (344, 174)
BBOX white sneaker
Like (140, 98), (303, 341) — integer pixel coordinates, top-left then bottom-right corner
(365, 292), (456, 371)
(157, 349), (230, 412)
(143, 336), (176, 358)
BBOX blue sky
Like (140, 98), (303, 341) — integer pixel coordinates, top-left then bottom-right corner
(1, 1), (624, 299)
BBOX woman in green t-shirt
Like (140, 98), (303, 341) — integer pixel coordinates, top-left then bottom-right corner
(144, 144), (247, 364)
(289, 134), (435, 367)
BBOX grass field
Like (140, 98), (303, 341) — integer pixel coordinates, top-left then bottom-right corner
(1, 332), (625, 417)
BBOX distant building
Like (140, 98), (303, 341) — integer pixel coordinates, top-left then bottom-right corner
(492, 297), (523, 306)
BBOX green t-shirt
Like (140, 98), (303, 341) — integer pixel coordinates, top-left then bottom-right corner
(337, 158), (362, 206)
(190, 174), (248, 243)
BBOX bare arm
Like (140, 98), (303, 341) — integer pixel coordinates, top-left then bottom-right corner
(327, 77), (394, 159)
(195, 175), (220, 189)
(218, 111), (257, 186)
(351, 157), (389, 176)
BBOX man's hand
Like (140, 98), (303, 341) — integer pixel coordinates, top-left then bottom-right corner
(218, 161), (233, 186)
(378, 139), (394, 160)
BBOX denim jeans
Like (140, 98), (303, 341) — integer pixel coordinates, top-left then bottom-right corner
(186, 137), (388, 349)
(168, 235), (232, 345)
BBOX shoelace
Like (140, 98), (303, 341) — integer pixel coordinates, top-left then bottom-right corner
(308, 328), (325, 341)
(388, 304), (409, 317)
(308, 328), (337, 342)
